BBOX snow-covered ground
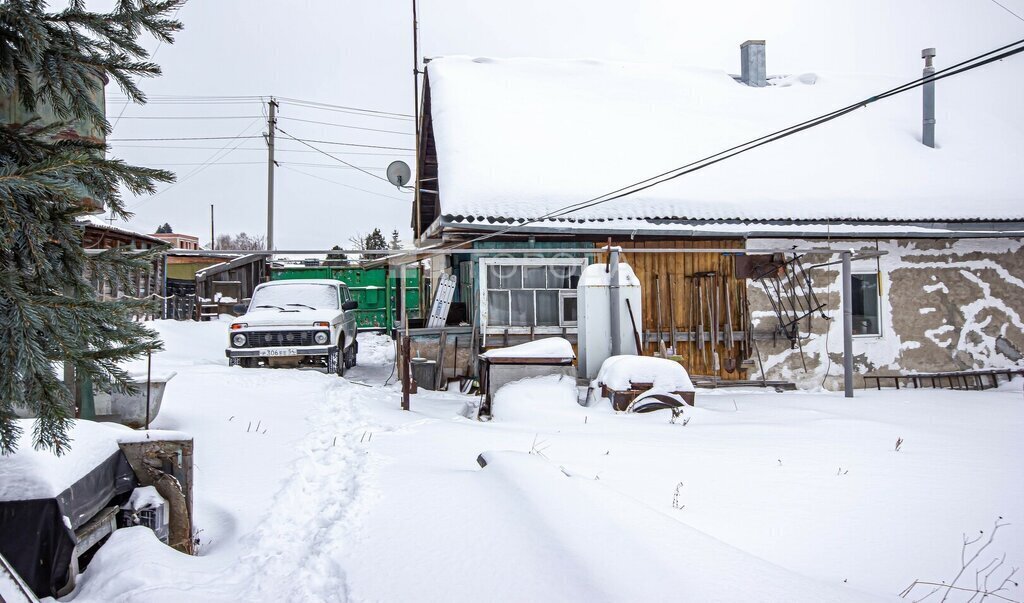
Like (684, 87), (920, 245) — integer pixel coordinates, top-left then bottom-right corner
(60, 319), (1023, 602)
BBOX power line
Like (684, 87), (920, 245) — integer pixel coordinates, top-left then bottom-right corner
(549, 38), (1024, 222)
(107, 94), (414, 120)
(110, 3), (184, 130)
(448, 37), (1024, 250)
(107, 135), (413, 151)
(109, 143), (413, 156)
(132, 117), (264, 208)
(987, 0), (1024, 22)
(145, 161), (265, 166)
(281, 165), (407, 202)
(141, 160), (386, 170)
(109, 135), (263, 142)
(279, 162), (385, 170)
(112, 115), (263, 120)
(276, 96), (413, 119)
(277, 115), (413, 136)
(293, 138), (413, 151)
(275, 127), (391, 183)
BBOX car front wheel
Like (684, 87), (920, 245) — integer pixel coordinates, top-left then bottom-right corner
(345, 337), (358, 369)
(329, 343), (345, 377)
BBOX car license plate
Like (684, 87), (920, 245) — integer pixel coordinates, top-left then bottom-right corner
(259, 348), (297, 357)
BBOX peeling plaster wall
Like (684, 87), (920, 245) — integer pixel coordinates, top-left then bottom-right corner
(746, 237), (1024, 390)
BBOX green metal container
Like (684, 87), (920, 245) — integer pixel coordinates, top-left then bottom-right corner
(271, 264), (420, 330)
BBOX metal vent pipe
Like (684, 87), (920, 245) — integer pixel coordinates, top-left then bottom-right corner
(741, 40), (767, 87)
(922, 48), (936, 148)
(609, 247), (621, 357)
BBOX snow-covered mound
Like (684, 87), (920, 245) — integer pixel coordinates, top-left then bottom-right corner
(596, 355), (695, 391)
(490, 374), (581, 422)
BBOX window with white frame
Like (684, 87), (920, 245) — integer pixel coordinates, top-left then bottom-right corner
(480, 258), (585, 332)
(851, 272), (881, 336)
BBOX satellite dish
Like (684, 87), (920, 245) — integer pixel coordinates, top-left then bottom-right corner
(386, 161), (412, 188)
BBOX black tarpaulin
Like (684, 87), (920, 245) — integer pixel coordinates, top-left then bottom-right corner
(0, 450), (136, 598)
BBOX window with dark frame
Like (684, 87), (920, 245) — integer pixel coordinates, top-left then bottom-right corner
(485, 263), (582, 329)
(851, 273), (881, 336)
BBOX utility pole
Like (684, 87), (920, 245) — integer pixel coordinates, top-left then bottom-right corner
(209, 203), (214, 250)
(412, 0), (421, 240)
(266, 97), (278, 251)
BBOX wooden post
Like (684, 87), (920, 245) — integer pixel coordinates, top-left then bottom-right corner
(401, 335), (411, 410)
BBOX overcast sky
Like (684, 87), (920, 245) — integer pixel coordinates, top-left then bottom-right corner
(105, 0), (1023, 249)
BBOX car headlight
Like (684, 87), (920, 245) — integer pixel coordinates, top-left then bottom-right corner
(232, 333), (247, 347)
(313, 331), (329, 345)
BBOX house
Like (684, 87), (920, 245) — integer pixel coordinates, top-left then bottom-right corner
(411, 42), (1024, 389)
(151, 232), (201, 250)
(79, 216), (166, 313)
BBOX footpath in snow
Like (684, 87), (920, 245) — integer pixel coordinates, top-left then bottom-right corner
(63, 319), (1023, 602)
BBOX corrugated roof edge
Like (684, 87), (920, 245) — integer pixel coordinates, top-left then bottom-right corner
(440, 215), (1024, 238)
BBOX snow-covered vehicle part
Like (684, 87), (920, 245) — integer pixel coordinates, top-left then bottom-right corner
(225, 279), (358, 375)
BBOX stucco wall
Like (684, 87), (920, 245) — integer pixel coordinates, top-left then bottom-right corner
(746, 237), (1024, 390)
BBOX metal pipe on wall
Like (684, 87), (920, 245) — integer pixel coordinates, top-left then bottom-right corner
(609, 247), (621, 357)
(922, 48), (936, 148)
(841, 251), (854, 397)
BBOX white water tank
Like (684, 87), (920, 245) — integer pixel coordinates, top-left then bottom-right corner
(577, 262), (642, 379)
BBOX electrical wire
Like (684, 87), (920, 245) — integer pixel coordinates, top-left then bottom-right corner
(131, 116), (264, 208)
(279, 162), (384, 170)
(275, 127), (392, 183)
(110, 3), (185, 130)
(276, 96), (413, 119)
(111, 115), (264, 120)
(108, 135), (264, 142)
(280, 165), (407, 201)
(108, 135), (413, 151)
(144, 161), (265, 166)
(107, 94), (414, 120)
(987, 0), (1024, 22)
(109, 143), (412, 156)
(449, 37), (1024, 250)
(277, 115), (414, 136)
(275, 138), (413, 151)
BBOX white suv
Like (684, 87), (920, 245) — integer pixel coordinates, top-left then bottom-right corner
(225, 279), (358, 375)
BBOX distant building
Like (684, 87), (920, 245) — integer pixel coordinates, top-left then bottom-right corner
(78, 216), (165, 309)
(151, 232), (201, 250)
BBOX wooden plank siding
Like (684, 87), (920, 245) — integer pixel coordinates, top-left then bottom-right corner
(601, 240), (746, 380)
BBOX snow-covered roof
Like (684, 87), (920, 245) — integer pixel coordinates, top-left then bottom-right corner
(425, 56), (1024, 225)
(78, 214), (166, 245)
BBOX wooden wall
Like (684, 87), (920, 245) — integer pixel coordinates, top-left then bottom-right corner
(605, 240), (748, 380)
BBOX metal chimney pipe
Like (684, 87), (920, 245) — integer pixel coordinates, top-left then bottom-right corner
(922, 48), (936, 148)
(609, 247), (621, 357)
(841, 251), (854, 398)
(741, 40), (767, 87)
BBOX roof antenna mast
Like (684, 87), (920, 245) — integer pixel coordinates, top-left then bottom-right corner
(412, 0), (422, 238)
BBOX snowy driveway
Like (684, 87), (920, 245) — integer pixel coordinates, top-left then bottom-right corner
(65, 320), (1024, 602)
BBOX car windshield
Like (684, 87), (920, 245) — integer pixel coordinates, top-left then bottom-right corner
(249, 283), (338, 311)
